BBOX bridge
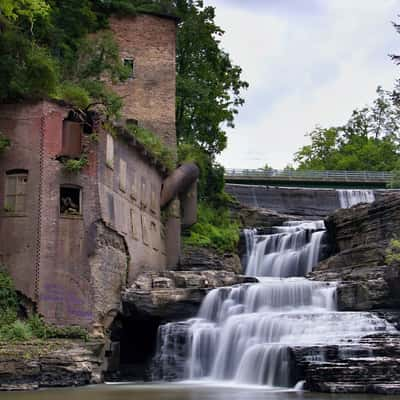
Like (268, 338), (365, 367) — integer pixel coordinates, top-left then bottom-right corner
(224, 169), (394, 189)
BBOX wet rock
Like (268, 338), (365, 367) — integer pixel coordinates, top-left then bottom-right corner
(292, 333), (400, 394)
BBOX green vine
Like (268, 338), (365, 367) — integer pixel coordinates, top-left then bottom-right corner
(62, 155), (89, 174)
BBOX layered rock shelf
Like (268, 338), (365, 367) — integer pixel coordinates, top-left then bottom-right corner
(0, 340), (104, 391)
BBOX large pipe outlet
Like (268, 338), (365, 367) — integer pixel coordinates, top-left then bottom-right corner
(160, 162), (199, 208)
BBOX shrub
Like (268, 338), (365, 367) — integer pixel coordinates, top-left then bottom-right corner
(62, 155), (89, 173)
(59, 83), (91, 109)
(386, 238), (400, 266)
(126, 124), (175, 172)
(0, 268), (19, 325)
(28, 315), (88, 340)
(0, 320), (33, 342)
(183, 203), (240, 253)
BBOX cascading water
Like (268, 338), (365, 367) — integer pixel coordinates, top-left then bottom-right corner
(337, 189), (375, 208)
(154, 220), (396, 388)
(244, 221), (325, 277)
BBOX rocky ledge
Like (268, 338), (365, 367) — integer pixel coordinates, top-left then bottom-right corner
(123, 270), (256, 321)
(0, 340), (104, 391)
(293, 333), (400, 395)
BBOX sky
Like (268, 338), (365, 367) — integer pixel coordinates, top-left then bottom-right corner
(203, 0), (400, 169)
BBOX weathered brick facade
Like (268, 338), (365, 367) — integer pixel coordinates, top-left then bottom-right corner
(109, 14), (177, 150)
(0, 14), (182, 328)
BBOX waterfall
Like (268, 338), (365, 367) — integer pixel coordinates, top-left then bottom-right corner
(337, 189), (375, 208)
(245, 221), (325, 277)
(154, 220), (396, 388)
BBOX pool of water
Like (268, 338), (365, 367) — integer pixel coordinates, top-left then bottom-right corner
(0, 383), (397, 400)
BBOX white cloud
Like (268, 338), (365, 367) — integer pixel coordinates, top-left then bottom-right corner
(203, 0), (400, 169)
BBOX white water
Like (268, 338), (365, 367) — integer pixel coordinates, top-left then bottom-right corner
(155, 220), (396, 388)
(337, 189), (375, 208)
(245, 221), (325, 277)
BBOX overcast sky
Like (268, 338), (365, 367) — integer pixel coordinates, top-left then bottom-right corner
(203, 0), (400, 169)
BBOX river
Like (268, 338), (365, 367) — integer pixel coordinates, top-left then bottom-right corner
(0, 383), (398, 400)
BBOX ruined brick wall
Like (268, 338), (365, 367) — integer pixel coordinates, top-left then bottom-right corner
(109, 14), (177, 151)
(97, 130), (167, 285)
(37, 101), (101, 327)
(0, 103), (42, 301)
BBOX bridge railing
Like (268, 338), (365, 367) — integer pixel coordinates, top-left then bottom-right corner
(224, 169), (393, 182)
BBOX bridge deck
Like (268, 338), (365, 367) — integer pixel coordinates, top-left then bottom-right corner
(224, 169), (393, 189)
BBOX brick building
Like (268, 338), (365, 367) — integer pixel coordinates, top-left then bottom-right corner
(0, 13), (197, 329)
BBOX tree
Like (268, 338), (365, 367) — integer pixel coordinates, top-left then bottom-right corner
(294, 87), (400, 171)
(175, 0), (248, 155)
(0, 0), (50, 23)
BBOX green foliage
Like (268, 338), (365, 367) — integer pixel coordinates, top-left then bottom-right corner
(62, 155), (89, 173)
(294, 87), (400, 171)
(0, 320), (33, 342)
(28, 314), (88, 340)
(0, 133), (11, 154)
(58, 83), (91, 109)
(0, 0), (50, 23)
(183, 203), (239, 253)
(388, 168), (400, 189)
(126, 124), (176, 171)
(176, 0), (248, 155)
(0, 29), (59, 101)
(178, 142), (226, 204)
(386, 238), (400, 266)
(0, 268), (19, 326)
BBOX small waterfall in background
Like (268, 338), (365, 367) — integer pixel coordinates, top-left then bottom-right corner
(337, 189), (375, 208)
(153, 220), (396, 388)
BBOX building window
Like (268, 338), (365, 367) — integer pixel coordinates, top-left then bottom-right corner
(5, 170), (28, 213)
(62, 120), (82, 157)
(60, 186), (81, 216)
(119, 159), (127, 192)
(123, 58), (135, 78)
(106, 134), (114, 169)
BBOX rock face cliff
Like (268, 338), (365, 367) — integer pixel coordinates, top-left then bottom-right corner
(300, 193), (400, 394)
(311, 193), (400, 311)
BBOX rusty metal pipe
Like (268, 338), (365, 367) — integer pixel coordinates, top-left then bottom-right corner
(160, 162), (199, 208)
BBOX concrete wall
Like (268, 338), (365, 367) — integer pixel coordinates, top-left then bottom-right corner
(226, 184), (389, 219)
(226, 184), (340, 218)
(109, 15), (177, 150)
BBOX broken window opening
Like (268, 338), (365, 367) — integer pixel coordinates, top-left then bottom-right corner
(60, 186), (81, 216)
(62, 118), (82, 158)
(123, 58), (135, 79)
(5, 170), (28, 213)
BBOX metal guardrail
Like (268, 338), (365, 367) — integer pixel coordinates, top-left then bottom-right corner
(224, 169), (393, 183)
